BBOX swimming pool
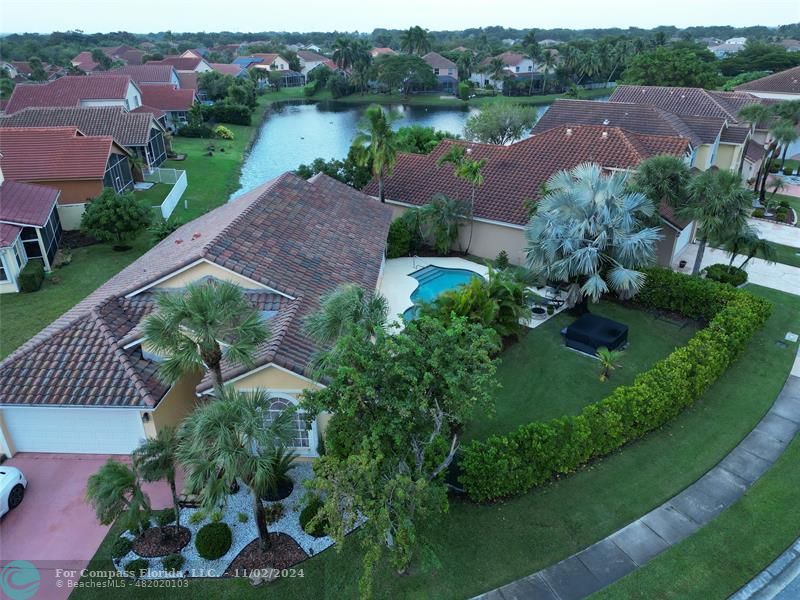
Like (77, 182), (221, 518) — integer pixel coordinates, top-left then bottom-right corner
(402, 265), (484, 321)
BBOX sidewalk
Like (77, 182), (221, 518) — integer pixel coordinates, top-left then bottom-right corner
(748, 218), (800, 245)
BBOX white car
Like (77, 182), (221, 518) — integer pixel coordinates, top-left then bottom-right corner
(0, 466), (27, 516)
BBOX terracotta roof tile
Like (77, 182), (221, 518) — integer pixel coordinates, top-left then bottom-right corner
(176, 72), (198, 90)
(0, 180), (59, 226)
(735, 66), (800, 94)
(422, 52), (457, 69)
(610, 85), (763, 121)
(209, 63), (244, 76)
(147, 56), (205, 71)
(101, 64), (176, 84)
(363, 125), (690, 226)
(139, 84), (195, 111)
(5, 75), (137, 114)
(0, 223), (21, 247)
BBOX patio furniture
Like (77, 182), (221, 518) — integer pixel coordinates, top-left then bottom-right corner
(562, 314), (628, 356)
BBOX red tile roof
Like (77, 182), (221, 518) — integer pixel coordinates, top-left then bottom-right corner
(0, 180), (60, 227)
(102, 64), (176, 84)
(71, 51), (100, 71)
(147, 57), (205, 71)
(735, 66), (800, 95)
(422, 52), (457, 70)
(370, 47), (396, 57)
(176, 71), (198, 90)
(0, 223), (21, 248)
(610, 85), (763, 121)
(0, 127), (122, 182)
(363, 125), (690, 226)
(139, 84), (195, 111)
(131, 104), (166, 119)
(4, 75), (136, 114)
(209, 63), (244, 76)
(0, 172), (392, 406)
(480, 52), (527, 67)
(296, 50), (328, 63)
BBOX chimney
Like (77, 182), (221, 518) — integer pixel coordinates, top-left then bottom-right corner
(601, 131), (608, 139)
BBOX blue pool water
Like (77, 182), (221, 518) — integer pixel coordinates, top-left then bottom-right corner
(403, 265), (484, 321)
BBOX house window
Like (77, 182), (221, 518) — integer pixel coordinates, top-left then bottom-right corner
(528, 65), (532, 71)
(264, 397), (310, 449)
(448, 68), (453, 76)
(515, 66), (520, 72)
(434, 68), (440, 75)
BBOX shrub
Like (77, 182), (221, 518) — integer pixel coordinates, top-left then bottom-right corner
(149, 217), (180, 242)
(495, 250), (510, 270)
(459, 268), (771, 502)
(784, 167), (794, 175)
(458, 81), (471, 101)
(162, 553), (184, 572)
(124, 558), (150, 579)
(304, 82), (318, 97)
(19, 261), (45, 293)
(208, 102), (252, 125)
(195, 523), (232, 559)
(213, 125), (234, 140)
(704, 263), (748, 287)
(237, 512), (248, 523)
(209, 510), (223, 523)
(386, 218), (413, 258)
(752, 208), (765, 218)
(265, 502), (284, 524)
(80, 189), (152, 245)
(188, 511), (205, 525)
(177, 124), (213, 138)
(768, 162), (780, 173)
(779, 200), (791, 209)
(299, 497), (329, 537)
(155, 508), (176, 528)
(110, 536), (133, 558)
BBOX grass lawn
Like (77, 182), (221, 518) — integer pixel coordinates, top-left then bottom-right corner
(771, 193), (800, 227)
(73, 285), (799, 600)
(0, 236), (153, 359)
(772, 241), (800, 268)
(465, 301), (700, 441)
(595, 435), (800, 600)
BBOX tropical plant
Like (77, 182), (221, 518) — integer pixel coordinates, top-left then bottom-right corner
(86, 460), (151, 535)
(437, 145), (486, 254)
(353, 105), (398, 202)
(304, 283), (389, 346)
(631, 155), (692, 215)
(132, 426), (182, 528)
(80, 189), (152, 245)
(720, 224), (776, 269)
(596, 346), (623, 382)
(679, 169), (752, 276)
(420, 194), (465, 255)
(482, 57), (507, 85)
(525, 163), (661, 312)
(464, 100), (537, 145)
(148, 217), (180, 242)
(399, 26), (431, 55)
(177, 386), (295, 551)
(141, 279), (270, 389)
(332, 37), (354, 69)
(540, 50), (557, 93)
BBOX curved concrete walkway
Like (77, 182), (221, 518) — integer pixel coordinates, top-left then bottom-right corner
(473, 366), (800, 600)
(731, 537), (800, 600)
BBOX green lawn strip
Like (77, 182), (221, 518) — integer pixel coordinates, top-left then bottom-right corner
(771, 193), (800, 227)
(133, 183), (173, 209)
(593, 436), (800, 600)
(772, 241), (800, 268)
(71, 285), (798, 600)
(0, 236), (152, 359)
(465, 301), (699, 441)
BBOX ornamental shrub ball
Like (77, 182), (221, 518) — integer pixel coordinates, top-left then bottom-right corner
(195, 522), (232, 559)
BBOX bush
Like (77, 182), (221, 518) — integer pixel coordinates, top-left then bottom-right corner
(386, 218), (413, 258)
(124, 558), (150, 579)
(768, 162), (780, 173)
(110, 536), (133, 558)
(177, 124), (213, 138)
(459, 268), (771, 502)
(188, 511), (205, 525)
(209, 510), (223, 523)
(149, 217), (180, 242)
(299, 497), (329, 538)
(213, 125), (234, 140)
(779, 200), (791, 209)
(19, 261), (44, 293)
(495, 250), (510, 270)
(237, 512), (248, 523)
(162, 553), (184, 572)
(265, 502), (284, 524)
(704, 263), (748, 287)
(80, 189), (152, 245)
(208, 102), (252, 125)
(195, 523), (232, 559)
(784, 167), (794, 175)
(458, 81), (471, 101)
(752, 208), (765, 218)
(304, 82), (318, 97)
(155, 508), (176, 528)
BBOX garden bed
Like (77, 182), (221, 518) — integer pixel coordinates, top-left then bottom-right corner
(132, 525), (190, 557)
(224, 533), (308, 575)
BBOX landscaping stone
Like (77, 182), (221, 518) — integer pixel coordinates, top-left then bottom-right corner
(608, 521), (668, 566)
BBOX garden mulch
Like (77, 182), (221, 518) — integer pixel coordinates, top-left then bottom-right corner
(132, 526), (191, 557)
(224, 533), (309, 575)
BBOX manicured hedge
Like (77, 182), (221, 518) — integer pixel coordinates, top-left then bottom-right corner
(19, 260), (45, 292)
(459, 268), (771, 502)
(704, 264), (748, 287)
(194, 522), (232, 559)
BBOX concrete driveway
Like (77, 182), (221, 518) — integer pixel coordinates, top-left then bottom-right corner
(0, 453), (178, 600)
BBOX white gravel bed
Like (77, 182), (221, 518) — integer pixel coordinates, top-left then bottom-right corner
(112, 462), (336, 579)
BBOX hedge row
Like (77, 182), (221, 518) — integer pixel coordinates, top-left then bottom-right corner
(459, 268), (772, 502)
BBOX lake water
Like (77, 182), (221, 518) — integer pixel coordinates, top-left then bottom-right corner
(233, 100), (555, 198)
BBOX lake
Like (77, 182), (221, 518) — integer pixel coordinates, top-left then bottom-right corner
(233, 100), (554, 198)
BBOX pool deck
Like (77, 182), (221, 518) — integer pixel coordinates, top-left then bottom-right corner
(379, 256), (566, 329)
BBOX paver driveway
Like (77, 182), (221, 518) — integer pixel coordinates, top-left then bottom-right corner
(0, 453), (178, 600)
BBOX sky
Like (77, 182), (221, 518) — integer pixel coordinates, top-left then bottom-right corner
(1, 0), (798, 34)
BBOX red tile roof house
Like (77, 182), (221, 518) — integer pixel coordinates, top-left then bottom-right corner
(70, 46), (146, 72)
(421, 52), (459, 94)
(147, 56), (213, 74)
(472, 52), (536, 90)
(209, 63), (247, 78)
(296, 50), (332, 76)
(734, 65), (800, 101)
(138, 85), (197, 132)
(363, 125), (693, 267)
(245, 54), (305, 87)
(0, 127), (133, 230)
(0, 172), (392, 455)
(0, 106), (168, 170)
(0, 180), (64, 293)
(370, 47), (397, 58)
(4, 75), (144, 114)
(96, 64), (181, 87)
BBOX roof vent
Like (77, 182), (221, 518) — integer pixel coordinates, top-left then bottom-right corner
(601, 131), (608, 139)
(566, 128), (573, 136)
(191, 232), (202, 240)
(602, 118), (610, 125)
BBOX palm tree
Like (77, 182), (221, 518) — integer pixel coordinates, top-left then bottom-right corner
(678, 169), (752, 276)
(86, 459), (151, 535)
(632, 155), (692, 214)
(332, 36), (354, 70)
(522, 30), (542, 95)
(177, 386), (295, 551)
(483, 57), (507, 87)
(525, 163), (661, 313)
(133, 426), (181, 528)
(437, 145), (487, 254)
(399, 26), (430, 55)
(578, 50), (602, 84)
(141, 279), (270, 390)
(456, 51), (476, 81)
(737, 103), (775, 183)
(540, 50), (557, 94)
(353, 104), (398, 202)
(420, 194), (466, 255)
(771, 120), (799, 172)
(722, 225), (776, 269)
(304, 283), (389, 345)
(597, 347), (623, 382)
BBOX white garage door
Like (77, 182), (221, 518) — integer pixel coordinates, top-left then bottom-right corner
(1, 407), (146, 454)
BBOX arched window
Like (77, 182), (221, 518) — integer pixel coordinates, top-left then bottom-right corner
(264, 396), (312, 450)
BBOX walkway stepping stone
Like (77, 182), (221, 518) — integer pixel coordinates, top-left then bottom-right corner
(640, 505), (699, 545)
(495, 574), (557, 600)
(718, 446), (774, 485)
(540, 556), (600, 600)
(608, 520), (668, 566)
(756, 412), (800, 441)
(576, 539), (636, 586)
(739, 429), (787, 462)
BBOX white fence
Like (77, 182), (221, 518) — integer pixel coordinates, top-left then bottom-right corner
(145, 168), (188, 219)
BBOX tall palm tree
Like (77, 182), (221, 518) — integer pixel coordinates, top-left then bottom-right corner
(722, 225), (776, 269)
(141, 279), (270, 390)
(522, 30), (542, 95)
(421, 194), (466, 255)
(399, 26), (430, 55)
(456, 51), (476, 81)
(304, 283), (389, 345)
(632, 155), (692, 213)
(678, 169), (752, 276)
(332, 36), (354, 70)
(525, 163), (661, 312)
(540, 50), (557, 94)
(177, 386), (295, 552)
(578, 50), (602, 84)
(772, 120), (799, 171)
(86, 459), (151, 535)
(437, 145), (487, 254)
(353, 104), (398, 202)
(484, 57), (507, 87)
(738, 103), (775, 183)
(133, 426), (181, 528)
